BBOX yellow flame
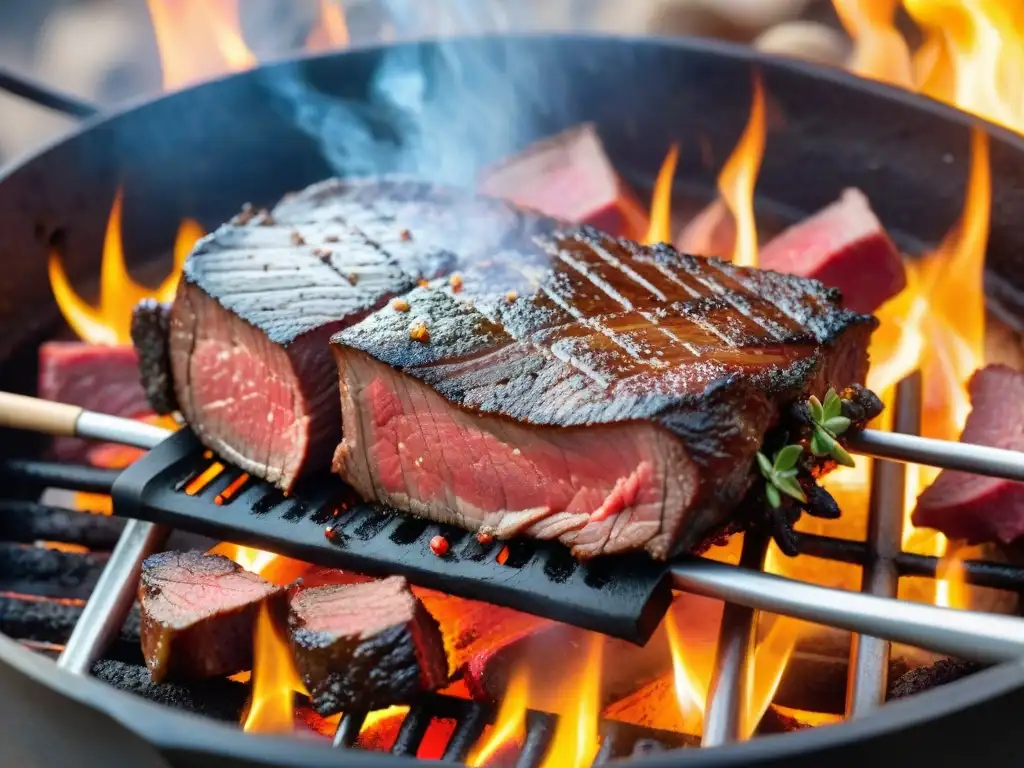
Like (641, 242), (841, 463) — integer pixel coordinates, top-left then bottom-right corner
(539, 635), (603, 768)
(718, 76), (766, 268)
(834, 0), (914, 87)
(467, 668), (529, 766)
(643, 144), (680, 245)
(307, 0), (351, 50)
(242, 602), (308, 734)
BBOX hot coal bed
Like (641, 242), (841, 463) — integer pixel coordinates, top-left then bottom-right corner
(4, 35), (1024, 768)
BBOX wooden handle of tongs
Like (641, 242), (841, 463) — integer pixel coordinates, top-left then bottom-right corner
(0, 392), (169, 450)
(0, 391), (82, 437)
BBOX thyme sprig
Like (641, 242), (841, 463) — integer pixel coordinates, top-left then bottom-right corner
(807, 388), (855, 467)
(756, 445), (806, 509)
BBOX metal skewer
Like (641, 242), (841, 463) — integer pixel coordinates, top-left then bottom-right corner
(849, 429), (1024, 482)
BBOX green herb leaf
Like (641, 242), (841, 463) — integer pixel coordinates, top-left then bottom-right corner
(773, 444), (803, 472)
(772, 474), (807, 503)
(775, 468), (799, 479)
(765, 483), (781, 509)
(756, 451), (774, 479)
(823, 416), (852, 435)
(810, 426), (834, 457)
(823, 388), (843, 421)
(830, 440), (856, 468)
(808, 395), (824, 424)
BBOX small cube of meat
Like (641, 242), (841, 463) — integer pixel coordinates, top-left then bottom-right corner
(38, 341), (153, 463)
(479, 123), (648, 238)
(912, 365), (1024, 543)
(139, 551), (285, 683)
(759, 188), (906, 314)
(287, 575), (449, 715)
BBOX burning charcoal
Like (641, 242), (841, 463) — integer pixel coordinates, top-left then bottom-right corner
(912, 366), (1024, 543)
(0, 594), (141, 662)
(887, 659), (985, 700)
(287, 575), (449, 716)
(139, 551), (285, 683)
(0, 543), (107, 599)
(759, 188), (906, 315)
(0, 500), (125, 550)
(37, 341), (153, 463)
(131, 299), (178, 415)
(478, 123), (648, 238)
(91, 660), (248, 722)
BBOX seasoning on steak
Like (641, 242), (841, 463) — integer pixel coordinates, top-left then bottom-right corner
(676, 189), (906, 315)
(759, 188), (906, 314)
(332, 226), (877, 560)
(479, 123), (648, 239)
(169, 178), (558, 493)
(131, 299), (178, 415)
(287, 575), (449, 716)
(912, 365), (1024, 544)
(38, 341), (153, 463)
(139, 550), (284, 683)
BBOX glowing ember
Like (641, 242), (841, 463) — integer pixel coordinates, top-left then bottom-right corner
(242, 602), (308, 734)
(467, 667), (529, 766)
(48, 188), (203, 346)
(717, 75), (766, 268)
(643, 144), (680, 245)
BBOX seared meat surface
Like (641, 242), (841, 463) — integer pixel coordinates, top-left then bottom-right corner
(131, 299), (177, 415)
(332, 227), (876, 559)
(287, 575), (448, 715)
(168, 178), (557, 492)
(138, 550), (284, 683)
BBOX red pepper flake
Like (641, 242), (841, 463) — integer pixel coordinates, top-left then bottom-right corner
(325, 524), (339, 541)
(391, 297), (410, 312)
(476, 532), (494, 546)
(449, 273), (463, 292)
(290, 231), (306, 246)
(409, 322), (430, 343)
(400, 228), (412, 241)
(429, 535), (449, 556)
(505, 289), (518, 302)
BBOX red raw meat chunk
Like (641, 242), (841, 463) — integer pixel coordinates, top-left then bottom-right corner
(37, 341), (153, 463)
(912, 365), (1024, 544)
(759, 188), (906, 314)
(478, 123), (648, 238)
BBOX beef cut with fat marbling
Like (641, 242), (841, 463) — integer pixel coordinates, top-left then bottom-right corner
(287, 575), (449, 716)
(139, 550), (284, 683)
(912, 365), (1024, 544)
(332, 226), (877, 560)
(169, 178), (558, 493)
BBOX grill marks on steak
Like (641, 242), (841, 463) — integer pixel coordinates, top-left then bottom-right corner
(287, 575), (449, 716)
(170, 178), (558, 492)
(333, 227), (875, 559)
(138, 551), (284, 683)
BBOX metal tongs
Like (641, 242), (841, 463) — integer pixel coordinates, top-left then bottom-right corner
(3, 391), (1024, 668)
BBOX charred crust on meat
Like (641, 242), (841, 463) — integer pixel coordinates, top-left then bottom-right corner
(130, 299), (178, 415)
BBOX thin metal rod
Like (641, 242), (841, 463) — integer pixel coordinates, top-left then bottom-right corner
(0, 66), (100, 119)
(850, 428), (1024, 481)
(847, 373), (920, 718)
(671, 558), (1024, 664)
(701, 532), (768, 747)
(332, 711), (367, 748)
(56, 519), (169, 674)
(75, 412), (169, 450)
(0, 460), (119, 494)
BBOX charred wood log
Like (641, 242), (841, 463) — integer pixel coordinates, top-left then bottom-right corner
(90, 660), (248, 722)
(0, 543), (107, 598)
(887, 659), (985, 700)
(0, 500), (124, 549)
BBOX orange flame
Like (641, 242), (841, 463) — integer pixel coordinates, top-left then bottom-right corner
(242, 601), (308, 734)
(49, 188), (204, 346)
(147, 0), (257, 91)
(718, 75), (766, 268)
(834, 0), (914, 87)
(306, 0), (350, 51)
(539, 635), (603, 768)
(643, 144), (680, 245)
(467, 668), (529, 766)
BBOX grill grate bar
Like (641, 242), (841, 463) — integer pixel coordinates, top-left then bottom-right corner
(0, 460), (119, 495)
(332, 711), (367, 748)
(515, 711), (556, 768)
(847, 374), (920, 717)
(441, 704), (488, 762)
(391, 705), (433, 757)
(700, 531), (769, 746)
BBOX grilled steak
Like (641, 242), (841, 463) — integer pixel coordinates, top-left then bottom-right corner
(332, 227), (876, 559)
(287, 575), (449, 716)
(38, 341), (152, 463)
(912, 365), (1024, 543)
(138, 550), (284, 683)
(131, 299), (178, 415)
(479, 123), (648, 239)
(759, 189), (905, 314)
(169, 178), (557, 493)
